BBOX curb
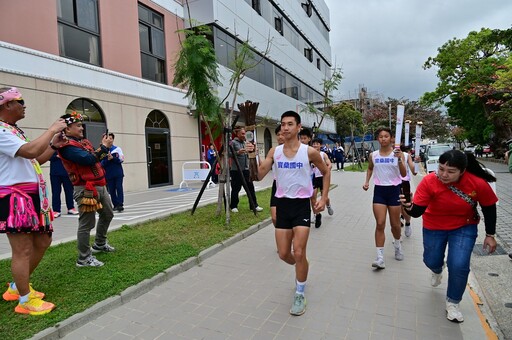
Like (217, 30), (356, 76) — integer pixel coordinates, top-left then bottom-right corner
(30, 218), (273, 340)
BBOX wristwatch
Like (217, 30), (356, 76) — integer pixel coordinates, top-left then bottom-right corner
(50, 141), (58, 150)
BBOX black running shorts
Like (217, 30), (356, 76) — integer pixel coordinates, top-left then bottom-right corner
(275, 197), (311, 229)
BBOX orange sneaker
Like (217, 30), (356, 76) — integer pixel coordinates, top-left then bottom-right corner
(14, 293), (55, 315)
(2, 282), (45, 301)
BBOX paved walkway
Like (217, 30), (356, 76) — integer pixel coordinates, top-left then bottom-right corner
(31, 169), (500, 339)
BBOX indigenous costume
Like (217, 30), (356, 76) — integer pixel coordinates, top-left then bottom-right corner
(57, 111), (115, 266)
(58, 112), (107, 213)
(0, 121), (53, 234)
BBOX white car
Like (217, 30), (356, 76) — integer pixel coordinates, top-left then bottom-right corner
(464, 144), (476, 153)
(425, 144), (453, 173)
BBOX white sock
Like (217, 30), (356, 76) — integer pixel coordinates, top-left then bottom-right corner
(10, 282), (17, 290)
(394, 239), (401, 248)
(376, 247), (384, 259)
(296, 280), (306, 295)
(19, 292), (30, 304)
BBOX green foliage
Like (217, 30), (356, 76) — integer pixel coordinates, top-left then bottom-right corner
(422, 27), (512, 145)
(446, 96), (492, 144)
(0, 189), (271, 340)
(310, 67), (343, 133)
(359, 98), (448, 140)
(173, 25), (221, 124)
(322, 68), (343, 109)
(330, 102), (363, 138)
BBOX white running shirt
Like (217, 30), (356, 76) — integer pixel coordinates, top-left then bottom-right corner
(312, 151), (326, 177)
(273, 143), (313, 198)
(372, 150), (402, 186)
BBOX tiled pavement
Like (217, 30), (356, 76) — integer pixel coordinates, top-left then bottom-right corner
(32, 170), (498, 339)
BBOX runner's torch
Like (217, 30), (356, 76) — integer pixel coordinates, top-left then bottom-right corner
(414, 122), (423, 173)
(404, 120), (411, 147)
(394, 105), (405, 149)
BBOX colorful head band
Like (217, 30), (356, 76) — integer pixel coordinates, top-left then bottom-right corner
(63, 111), (84, 125)
(0, 87), (23, 106)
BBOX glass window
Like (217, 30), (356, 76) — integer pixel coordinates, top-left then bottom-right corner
(139, 4), (166, 83)
(274, 17), (283, 35)
(141, 53), (165, 83)
(57, 0), (101, 65)
(58, 23), (100, 65)
(152, 12), (163, 29)
(304, 47), (313, 62)
(215, 40), (228, 67)
(77, 0), (98, 32)
(212, 27), (322, 104)
(138, 5), (150, 23)
(275, 67), (286, 94)
(66, 98), (104, 122)
(151, 29), (165, 58)
(262, 59), (274, 88)
(57, 0), (74, 23)
(139, 24), (150, 53)
(252, 0), (261, 15)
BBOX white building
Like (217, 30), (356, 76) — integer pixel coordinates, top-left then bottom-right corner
(186, 0), (336, 154)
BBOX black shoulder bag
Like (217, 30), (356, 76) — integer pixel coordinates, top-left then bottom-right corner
(448, 185), (480, 221)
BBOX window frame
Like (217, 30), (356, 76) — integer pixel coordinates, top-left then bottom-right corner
(57, 0), (101, 66)
(138, 3), (167, 84)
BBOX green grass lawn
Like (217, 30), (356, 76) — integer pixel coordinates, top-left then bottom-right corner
(0, 189), (271, 340)
(344, 161), (369, 172)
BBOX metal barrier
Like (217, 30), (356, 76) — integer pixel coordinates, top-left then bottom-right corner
(179, 161), (215, 189)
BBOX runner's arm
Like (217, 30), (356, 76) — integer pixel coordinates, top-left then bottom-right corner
(363, 153), (374, 190)
(256, 147), (274, 181)
(407, 153), (417, 175)
(309, 147), (330, 209)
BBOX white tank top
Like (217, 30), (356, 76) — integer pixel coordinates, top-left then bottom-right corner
(372, 150), (402, 186)
(401, 152), (411, 181)
(273, 143), (314, 198)
(312, 151), (326, 177)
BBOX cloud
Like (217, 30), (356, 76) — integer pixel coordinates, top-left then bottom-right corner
(324, 0), (512, 101)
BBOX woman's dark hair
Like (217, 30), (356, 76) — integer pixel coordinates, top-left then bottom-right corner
(438, 150), (496, 182)
(274, 125), (281, 135)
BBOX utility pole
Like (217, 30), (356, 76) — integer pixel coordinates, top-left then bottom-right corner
(388, 103), (392, 129)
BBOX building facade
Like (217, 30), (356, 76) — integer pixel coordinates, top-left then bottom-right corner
(0, 0), (335, 194)
(0, 0), (195, 191)
(186, 0), (335, 156)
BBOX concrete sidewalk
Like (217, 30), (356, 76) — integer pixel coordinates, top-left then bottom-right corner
(32, 170), (497, 339)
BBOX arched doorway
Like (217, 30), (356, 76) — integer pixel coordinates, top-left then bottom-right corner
(66, 98), (106, 142)
(264, 128), (272, 156)
(145, 110), (172, 187)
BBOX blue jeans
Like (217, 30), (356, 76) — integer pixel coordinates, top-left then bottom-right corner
(422, 224), (478, 303)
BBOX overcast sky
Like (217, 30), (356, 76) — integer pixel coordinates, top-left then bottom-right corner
(323, 0), (512, 102)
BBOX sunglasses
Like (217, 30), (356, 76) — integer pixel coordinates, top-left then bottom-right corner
(16, 99), (25, 106)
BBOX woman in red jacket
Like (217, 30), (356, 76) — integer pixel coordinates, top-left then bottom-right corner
(401, 150), (497, 323)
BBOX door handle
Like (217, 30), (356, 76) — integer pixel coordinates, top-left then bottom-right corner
(147, 146), (152, 165)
